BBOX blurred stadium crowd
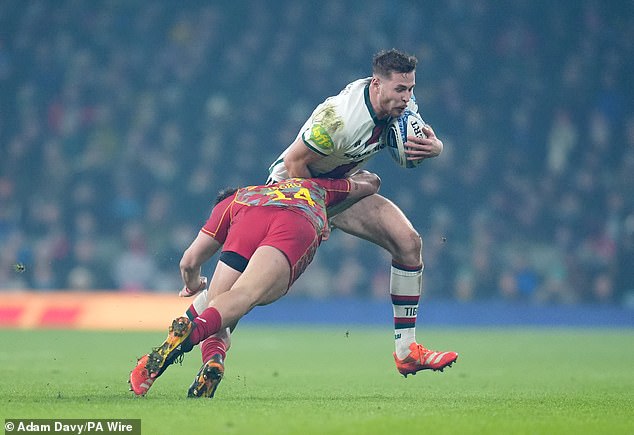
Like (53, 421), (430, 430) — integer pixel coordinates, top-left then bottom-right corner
(1, 1), (632, 306)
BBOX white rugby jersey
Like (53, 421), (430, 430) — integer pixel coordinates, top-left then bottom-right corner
(268, 77), (419, 182)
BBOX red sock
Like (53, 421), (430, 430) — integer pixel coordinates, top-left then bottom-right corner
(201, 337), (227, 362)
(189, 307), (222, 345)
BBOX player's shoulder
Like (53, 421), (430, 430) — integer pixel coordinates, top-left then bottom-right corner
(321, 77), (371, 120)
(327, 77), (370, 103)
(340, 77), (372, 94)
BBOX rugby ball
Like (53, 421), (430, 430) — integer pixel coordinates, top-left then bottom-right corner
(385, 110), (427, 169)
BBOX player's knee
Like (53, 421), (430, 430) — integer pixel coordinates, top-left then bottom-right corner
(393, 230), (422, 265)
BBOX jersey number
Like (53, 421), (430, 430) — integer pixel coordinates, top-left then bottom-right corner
(267, 188), (316, 206)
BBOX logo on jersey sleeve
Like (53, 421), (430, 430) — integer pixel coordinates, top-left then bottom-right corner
(307, 104), (344, 153)
(309, 124), (334, 152)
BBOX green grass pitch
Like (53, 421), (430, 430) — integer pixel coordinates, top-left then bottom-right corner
(1, 326), (632, 435)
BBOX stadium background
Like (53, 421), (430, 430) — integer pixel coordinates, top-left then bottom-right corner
(0, 1), (633, 328)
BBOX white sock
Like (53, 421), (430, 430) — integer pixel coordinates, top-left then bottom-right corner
(390, 263), (422, 359)
(185, 289), (209, 318)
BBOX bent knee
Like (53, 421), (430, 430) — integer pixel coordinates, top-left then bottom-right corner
(392, 229), (422, 265)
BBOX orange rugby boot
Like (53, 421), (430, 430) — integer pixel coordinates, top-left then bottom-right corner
(145, 316), (194, 379)
(129, 354), (154, 396)
(393, 342), (458, 377)
(187, 354), (225, 398)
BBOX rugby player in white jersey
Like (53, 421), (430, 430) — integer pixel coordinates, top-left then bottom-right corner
(189, 48), (458, 381)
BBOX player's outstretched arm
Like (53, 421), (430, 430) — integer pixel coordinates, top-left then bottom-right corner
(327, 170), (381, 218)
(179, 232), (221, 296)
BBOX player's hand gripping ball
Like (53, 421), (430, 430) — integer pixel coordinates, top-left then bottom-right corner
(385, 109), (428, 169)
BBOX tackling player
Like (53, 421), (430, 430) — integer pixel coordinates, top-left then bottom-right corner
(129, 171), (380, 397)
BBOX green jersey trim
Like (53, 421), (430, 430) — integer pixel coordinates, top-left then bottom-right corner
(303, 137), (329, 157)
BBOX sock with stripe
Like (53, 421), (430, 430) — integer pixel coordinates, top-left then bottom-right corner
(189, 307), (222, 346)
(390, 261), (423, 360)
(201, 336), (227, 362)
(185, 305), (198, 321)
(185, 290), (209, 320)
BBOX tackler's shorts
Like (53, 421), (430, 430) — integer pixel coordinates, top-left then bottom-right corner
(221, 206), (319, 287)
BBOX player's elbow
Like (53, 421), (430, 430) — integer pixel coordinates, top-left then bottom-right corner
(284, 154), (315, 179)
(179, 251), (198, 275)
(282, 154), (294, 174)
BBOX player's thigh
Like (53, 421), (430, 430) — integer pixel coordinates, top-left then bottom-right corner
(207, 260), (242, 299)
(230, 245), (291, 306)
(206, 208), (271, 302)
(330, 193), (421, 259)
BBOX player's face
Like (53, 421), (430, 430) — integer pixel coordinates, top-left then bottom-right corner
(374, 71), (416, 118)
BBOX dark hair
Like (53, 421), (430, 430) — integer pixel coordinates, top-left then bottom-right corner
(372, 49), (417, 78)
(215, 187), (239, 205)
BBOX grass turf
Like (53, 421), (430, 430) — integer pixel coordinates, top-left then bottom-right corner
(0, 326), (632, 435)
